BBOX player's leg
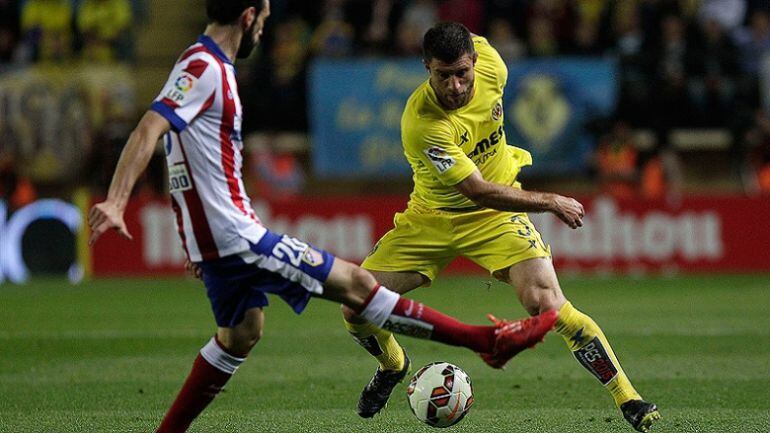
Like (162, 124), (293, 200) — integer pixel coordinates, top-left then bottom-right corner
(341, 271), (426, 372)
(455, 210), (563, 369)
(500, 257), (659, 432)
(156, 307), (264, 433)
(233, 228), (545, 354)
(337, 208), (455, 417)
(156, 251), (273, 433)
(342, 207), (451, 372)
(340, 270), (427, 417)
(325, 257), (555, 355)
(324, 258), (505, 352)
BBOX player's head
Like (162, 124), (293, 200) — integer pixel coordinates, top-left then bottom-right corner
(422, 22), (478, 110)
(206, 0), (271, 58)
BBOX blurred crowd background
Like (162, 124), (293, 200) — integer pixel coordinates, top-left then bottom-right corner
(2, 0), (770, 213)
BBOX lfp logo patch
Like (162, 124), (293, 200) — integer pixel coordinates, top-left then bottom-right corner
(424, 146), (456, 173)
(175, 73), (195, 93)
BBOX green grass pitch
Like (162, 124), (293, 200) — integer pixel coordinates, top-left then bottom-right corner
(1, 275), (769, 432)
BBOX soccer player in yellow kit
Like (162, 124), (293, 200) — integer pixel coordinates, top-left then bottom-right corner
(341, 22), (660, 432)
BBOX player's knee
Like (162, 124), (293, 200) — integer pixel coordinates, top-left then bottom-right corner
(236, 328), (262, 354)
(247, 327), (263, 346)
(493, 268), (512, 284)
(521, 282), (565, 315)
(218, 335), (257, 357)
(218, 324), (263, 356)
(350, 266), (376, 294)
(521, 295), (541, 316)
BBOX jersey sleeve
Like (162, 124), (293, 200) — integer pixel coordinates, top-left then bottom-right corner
(473, 36), (508, 90)
(150, 55), (218, 132)
(406, 119), (476, 186)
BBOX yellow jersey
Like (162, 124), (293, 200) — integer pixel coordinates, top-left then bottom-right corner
(401, 36), (532, 210)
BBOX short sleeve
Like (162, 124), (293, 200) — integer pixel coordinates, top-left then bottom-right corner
(150, 55), (218, 132)
(408, 120), (476, 186)
(473, 36), (508, 90)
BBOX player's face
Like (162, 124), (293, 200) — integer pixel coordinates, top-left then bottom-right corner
(236, 0), (271, 59)
(425, 52), (477, 110)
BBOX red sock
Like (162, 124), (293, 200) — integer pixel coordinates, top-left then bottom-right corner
(156, 338), (245, 433)
(391, 298), (496, 353)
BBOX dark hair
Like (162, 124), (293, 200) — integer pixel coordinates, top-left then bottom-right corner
(422, 22), (474, 63)
(206, 0), (264, 24)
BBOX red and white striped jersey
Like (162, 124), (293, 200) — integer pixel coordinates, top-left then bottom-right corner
(151, 35), (265, 262)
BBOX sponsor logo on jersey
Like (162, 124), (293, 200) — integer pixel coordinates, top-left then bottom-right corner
(168, 163), (193, 193)
(468, 125), (504, 164)
(424, 147), (455, 173)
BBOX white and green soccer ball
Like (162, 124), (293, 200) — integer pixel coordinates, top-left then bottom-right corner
(406, 362), (474, 428)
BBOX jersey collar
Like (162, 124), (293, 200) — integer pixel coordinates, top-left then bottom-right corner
(197, 35), (233, 65)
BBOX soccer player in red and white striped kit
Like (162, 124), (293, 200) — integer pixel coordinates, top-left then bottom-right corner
(87, 1), (558, 431)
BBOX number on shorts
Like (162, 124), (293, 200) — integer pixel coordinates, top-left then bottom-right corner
(272, 235), (308, 267)
(511, 216), (532, 237)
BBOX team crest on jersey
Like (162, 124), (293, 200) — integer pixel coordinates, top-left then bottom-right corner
(491, 101), (503, 121)
(424, 146), (455, 173)
(302, 247), (325, 267)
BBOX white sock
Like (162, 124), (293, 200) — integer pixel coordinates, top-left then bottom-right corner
(199, 337), (246, 374)
(359, 285), (400, 328)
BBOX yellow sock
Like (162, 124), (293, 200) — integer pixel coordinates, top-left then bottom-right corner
(344, 318), (405, 371)
(555, 302), (642, 407)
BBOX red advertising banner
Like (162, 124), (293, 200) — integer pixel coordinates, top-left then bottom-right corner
(89, 195), (770, 276)
(536, 196), (770, 273)
(90, 195), (188, 276)
(89, 195), (412, 276)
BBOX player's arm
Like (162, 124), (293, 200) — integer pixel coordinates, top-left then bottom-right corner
(88, 111), (170, 245)
(454, 170), (585, 229)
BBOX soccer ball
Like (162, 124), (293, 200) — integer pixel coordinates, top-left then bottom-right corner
(406, 362), (474, 428)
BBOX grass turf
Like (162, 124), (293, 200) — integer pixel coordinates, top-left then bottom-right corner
(1, 275), (769, 432)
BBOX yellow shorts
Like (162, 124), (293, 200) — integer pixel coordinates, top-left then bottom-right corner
(362, 203), (551, 281)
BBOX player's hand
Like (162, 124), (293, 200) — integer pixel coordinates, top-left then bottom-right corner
(549, 194), (584, 229)
(185, 259), (202, 279)
(88, 200), (133, 245)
